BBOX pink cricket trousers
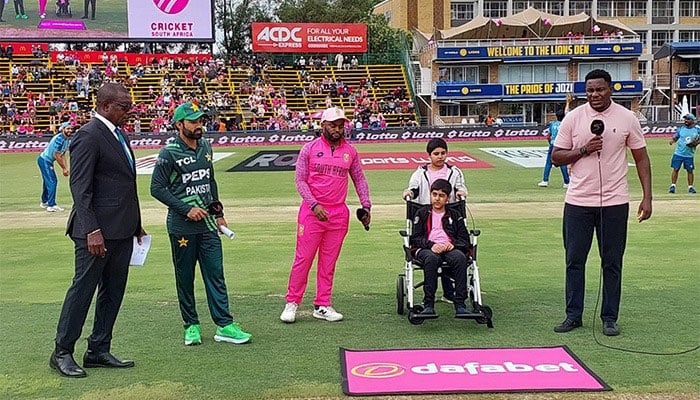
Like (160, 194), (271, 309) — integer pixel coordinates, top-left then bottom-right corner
(285, 203), (349, 306)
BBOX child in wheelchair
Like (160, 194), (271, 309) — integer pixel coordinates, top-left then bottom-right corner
(403, 138), (467, 304)
(409, 179), (471, 318)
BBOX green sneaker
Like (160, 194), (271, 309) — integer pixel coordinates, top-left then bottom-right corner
(214, 322), (251, 344)
(184, 324), (202, 346)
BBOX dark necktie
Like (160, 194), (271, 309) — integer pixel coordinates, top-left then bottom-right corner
(115, 127), (134, 171)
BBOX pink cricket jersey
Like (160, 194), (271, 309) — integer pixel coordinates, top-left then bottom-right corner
(295, 136), (371, 209)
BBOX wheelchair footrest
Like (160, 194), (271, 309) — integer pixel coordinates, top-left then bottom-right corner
(411, 312), (439, 320)
(454, 310), (483, 319)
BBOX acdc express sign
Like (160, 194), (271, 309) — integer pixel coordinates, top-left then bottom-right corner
(252, 22), (367, 53)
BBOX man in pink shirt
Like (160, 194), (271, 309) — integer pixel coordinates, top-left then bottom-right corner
(552, 69), (652, 337)
(280, 107), (372, 323)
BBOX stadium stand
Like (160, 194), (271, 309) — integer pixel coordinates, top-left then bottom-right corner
(0, 47), (419, 134)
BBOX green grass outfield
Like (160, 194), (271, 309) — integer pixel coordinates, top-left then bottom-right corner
(0, 137), (698, 400)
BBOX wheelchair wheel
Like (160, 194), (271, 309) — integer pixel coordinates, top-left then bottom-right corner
(396, 274), (405, 315)
(408, 305), (425, 325)
(474, 304), (494, 327)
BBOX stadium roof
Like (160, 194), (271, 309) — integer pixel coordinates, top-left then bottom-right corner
(654, 41), (700, 59)
(437, 7), (635, 40)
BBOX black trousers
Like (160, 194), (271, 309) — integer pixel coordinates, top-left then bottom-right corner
(414, 248), (468, 307)
(84, 0), (95, 18)
(563, 203), (628, 323)
(55, 237), (132, 354)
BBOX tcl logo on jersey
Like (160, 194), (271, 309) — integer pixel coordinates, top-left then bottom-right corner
(256, 26), (302, 43)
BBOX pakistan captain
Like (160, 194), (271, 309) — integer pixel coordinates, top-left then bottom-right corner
(150, 102), (251, 346)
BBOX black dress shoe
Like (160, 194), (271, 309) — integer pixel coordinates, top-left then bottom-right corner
(83, 350), (135, 368)
(553, 318), (582, 333)
(81, 15), (88, 19)
(50, 350), (87, 378)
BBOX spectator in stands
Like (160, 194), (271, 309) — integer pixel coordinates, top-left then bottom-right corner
(351, 56), (359, 69)
(335, 53), (344, 69)
(5, 44), (13, 60)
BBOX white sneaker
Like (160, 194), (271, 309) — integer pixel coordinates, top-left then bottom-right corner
(280, 302), (298, 323)
(46, 205), (65, 212)
(563, 183), (569, 188)
(40, 202), (48, 208)
(313, 305), (343, 322)
(538, 181), (548, 187)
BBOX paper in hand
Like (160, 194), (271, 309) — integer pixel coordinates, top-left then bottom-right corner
(220, 225), (236, 239)
(130, 235), (152, 266)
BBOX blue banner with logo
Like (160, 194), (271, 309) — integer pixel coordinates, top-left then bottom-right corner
(677, 75), (700, 90)
(436, 80), (642, 99)
(437, 42), (642, 61)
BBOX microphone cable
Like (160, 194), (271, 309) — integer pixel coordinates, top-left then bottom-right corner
(588, 131), (699, 356)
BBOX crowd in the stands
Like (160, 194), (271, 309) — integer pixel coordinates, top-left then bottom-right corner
(1, 52), (416, 135)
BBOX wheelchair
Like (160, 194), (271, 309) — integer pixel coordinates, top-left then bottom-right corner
(56, 0), (72, 17)
(397, 198), (493, 327)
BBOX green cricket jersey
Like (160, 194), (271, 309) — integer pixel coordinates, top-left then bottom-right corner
(150, 135), (221, 234)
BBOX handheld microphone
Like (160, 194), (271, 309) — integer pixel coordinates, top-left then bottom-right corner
(590, 119), (605, 136)
(356, 208), (370, 231)
(590, 119), (605, 157)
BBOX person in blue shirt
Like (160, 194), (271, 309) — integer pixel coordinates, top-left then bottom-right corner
(539, 109), (570, 188)
(669, 113), (700, 194)
(38, 122), (73, 212)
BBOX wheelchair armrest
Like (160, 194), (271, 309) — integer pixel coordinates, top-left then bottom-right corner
(402, 246), (412, 262)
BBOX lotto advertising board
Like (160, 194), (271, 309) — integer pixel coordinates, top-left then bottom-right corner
(0, 0), (214, 42)
(252, 22), (367, 53)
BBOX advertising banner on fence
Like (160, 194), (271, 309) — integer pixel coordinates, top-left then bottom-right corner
(0, 123), (682, 153)
(252, 23), (367, 53)
(0, 0), (214, 42)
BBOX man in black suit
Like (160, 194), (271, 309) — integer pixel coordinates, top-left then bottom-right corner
(82, 0), (95, 19)
(50, 83), (145, 378)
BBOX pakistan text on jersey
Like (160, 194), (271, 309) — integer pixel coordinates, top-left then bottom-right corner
(312, 163), (348, 177)
(186, 184), (211, 196)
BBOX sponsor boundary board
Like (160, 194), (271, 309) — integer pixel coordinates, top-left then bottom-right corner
(340, 346), (610, 396)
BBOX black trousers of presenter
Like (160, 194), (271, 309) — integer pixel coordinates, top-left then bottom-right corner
(169, 231), (234, 328)
(563, 203), (628, 324)
(55, 238), (133, 354)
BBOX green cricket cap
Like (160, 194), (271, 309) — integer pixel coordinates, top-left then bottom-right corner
(173, 102), (205, 122)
